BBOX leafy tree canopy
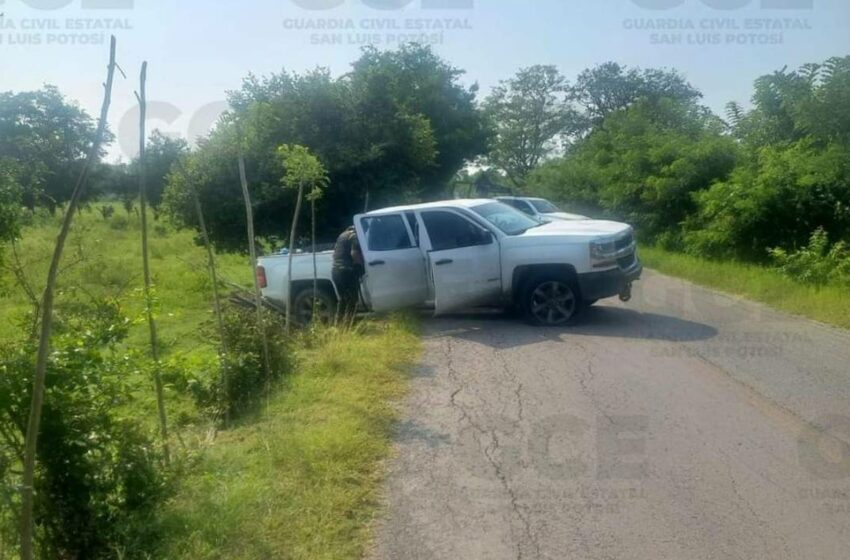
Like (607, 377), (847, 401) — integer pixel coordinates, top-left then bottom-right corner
(166, 45), (488, 251)
(0, 86), (108, 211)
(529, 97), (737, 240)
(483, 65), (575, 186)
(569, 62), (702, 136)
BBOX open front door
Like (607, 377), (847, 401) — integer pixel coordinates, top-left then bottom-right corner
(354, 213), (428, 312)
(419, 210), (502, 315)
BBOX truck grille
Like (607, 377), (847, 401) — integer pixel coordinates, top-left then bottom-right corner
(618, 254), (636, 269)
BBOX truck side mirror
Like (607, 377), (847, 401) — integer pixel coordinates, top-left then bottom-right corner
(479, 230), (494, 245)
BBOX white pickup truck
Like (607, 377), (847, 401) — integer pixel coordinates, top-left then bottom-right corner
(257, 199), (641, 326)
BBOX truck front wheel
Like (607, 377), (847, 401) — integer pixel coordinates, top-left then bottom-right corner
(522, 276), (580, 326)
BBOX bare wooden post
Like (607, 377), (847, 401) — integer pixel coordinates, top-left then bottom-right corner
(285, 181), (305, 333)
(311, 190), (318, 319)
(19, 36), (118, 560)
(189, 173), (230, 425)
(237, 145), (272, 388)
(137, 61), (170, 464)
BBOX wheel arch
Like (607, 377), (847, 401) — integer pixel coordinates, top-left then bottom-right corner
(511, 264), (581, 305)
(290, 278), (339, 302)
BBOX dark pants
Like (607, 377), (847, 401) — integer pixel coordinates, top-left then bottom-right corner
(332, 267), (361, 322)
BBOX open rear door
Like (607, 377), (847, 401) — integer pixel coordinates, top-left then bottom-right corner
(354, 213), (428, 312)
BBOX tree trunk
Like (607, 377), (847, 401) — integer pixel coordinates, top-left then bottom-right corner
(137, 61), (171, 465)
(19, 36), (118, 560)
(237, 147), (272, 388)
(286, 182), (305, 333)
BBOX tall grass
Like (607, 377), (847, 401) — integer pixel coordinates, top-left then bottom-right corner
(1, 207), (421, 559)
(0, 205), (250, 349)
(641, 245), (850, 330)
(154, 317), (420, 559)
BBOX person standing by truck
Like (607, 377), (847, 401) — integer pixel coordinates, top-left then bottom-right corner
(332, 225), (364, 322)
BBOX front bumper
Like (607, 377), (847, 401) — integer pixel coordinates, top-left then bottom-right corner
(577, 258), (643, 301)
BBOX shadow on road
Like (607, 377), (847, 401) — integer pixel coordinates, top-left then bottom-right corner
(393, 419), (452, 448)
(421, 304), (718, 349)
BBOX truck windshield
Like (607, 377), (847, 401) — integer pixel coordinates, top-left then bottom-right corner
(470, 202), (545, 236)
(529, 199), (560, 213)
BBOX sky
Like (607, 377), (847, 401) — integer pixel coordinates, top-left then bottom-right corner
(1, 0), (849, 161)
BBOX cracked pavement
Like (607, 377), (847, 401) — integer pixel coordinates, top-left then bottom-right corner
(369, 270), (850, 560)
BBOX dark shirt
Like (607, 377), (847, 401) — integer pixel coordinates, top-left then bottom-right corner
(332, 227), (362, 273)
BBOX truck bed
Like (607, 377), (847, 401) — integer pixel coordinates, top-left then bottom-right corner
(258, 251), (336, 306)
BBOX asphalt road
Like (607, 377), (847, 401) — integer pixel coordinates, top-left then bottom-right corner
(370, 270), (850, 560)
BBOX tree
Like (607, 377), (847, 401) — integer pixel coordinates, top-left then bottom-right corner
(569, 62), (702, 136)
(685, 139), (850, 260)
(528, 97), (738, 242)
(276, 144), (329, 330)
(143, 130), (188, 210)
(19, 36), (118, 560)
(165, 45), (487, 251)
(136, 61), (170, 464)
(483, 65), (575, 186)
(236, 130), (272, 392)
(688, 56), (850, 260)
(0, 85), (108, 212)
(0, 159), (22, 247)
(0, 159), (22, 293)
(728, 56), (850, 148)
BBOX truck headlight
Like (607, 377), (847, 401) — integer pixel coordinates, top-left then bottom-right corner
(590, 239), (617, 262)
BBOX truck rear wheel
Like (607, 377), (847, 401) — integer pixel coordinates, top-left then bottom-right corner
(292, 285), (336, 326)
(522, 275), (580, 326)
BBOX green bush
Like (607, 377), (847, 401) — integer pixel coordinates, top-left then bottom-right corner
(769, 228), (850, 287)
(0, 302), (166, 559)
(684, 141), (850, 260)
(527, 98), (738, 240)
(109, 214), (130, 230)
(191, 305), (293, 421)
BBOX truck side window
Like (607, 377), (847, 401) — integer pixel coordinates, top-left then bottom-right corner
(404, 211), (420, 247)
(421, 211), (489, 251)
(361, 215), (413, 251)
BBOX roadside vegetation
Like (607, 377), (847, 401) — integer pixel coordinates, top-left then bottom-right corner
(515, 59), (850, 322)
(0, 207), (418, 558)
(155, 318), (418, 559)
(640, 245), (850, 330)
(1, 36), (848, 559)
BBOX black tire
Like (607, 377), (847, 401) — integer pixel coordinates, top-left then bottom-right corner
(292, 285), (336, 326)
(522, 274), (581, 327)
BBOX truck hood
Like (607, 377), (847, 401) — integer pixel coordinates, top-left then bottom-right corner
(542, 211), (590, 221)
(519, 219), (632, 240)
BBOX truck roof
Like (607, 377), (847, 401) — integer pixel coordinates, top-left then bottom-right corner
(496, 196), (546, 202)
(362, 199), (494, 216)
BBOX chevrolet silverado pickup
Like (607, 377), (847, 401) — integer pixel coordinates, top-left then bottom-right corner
(257, 199), (641, 326)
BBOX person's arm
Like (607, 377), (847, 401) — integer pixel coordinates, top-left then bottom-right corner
(351, 235), (364, 267)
